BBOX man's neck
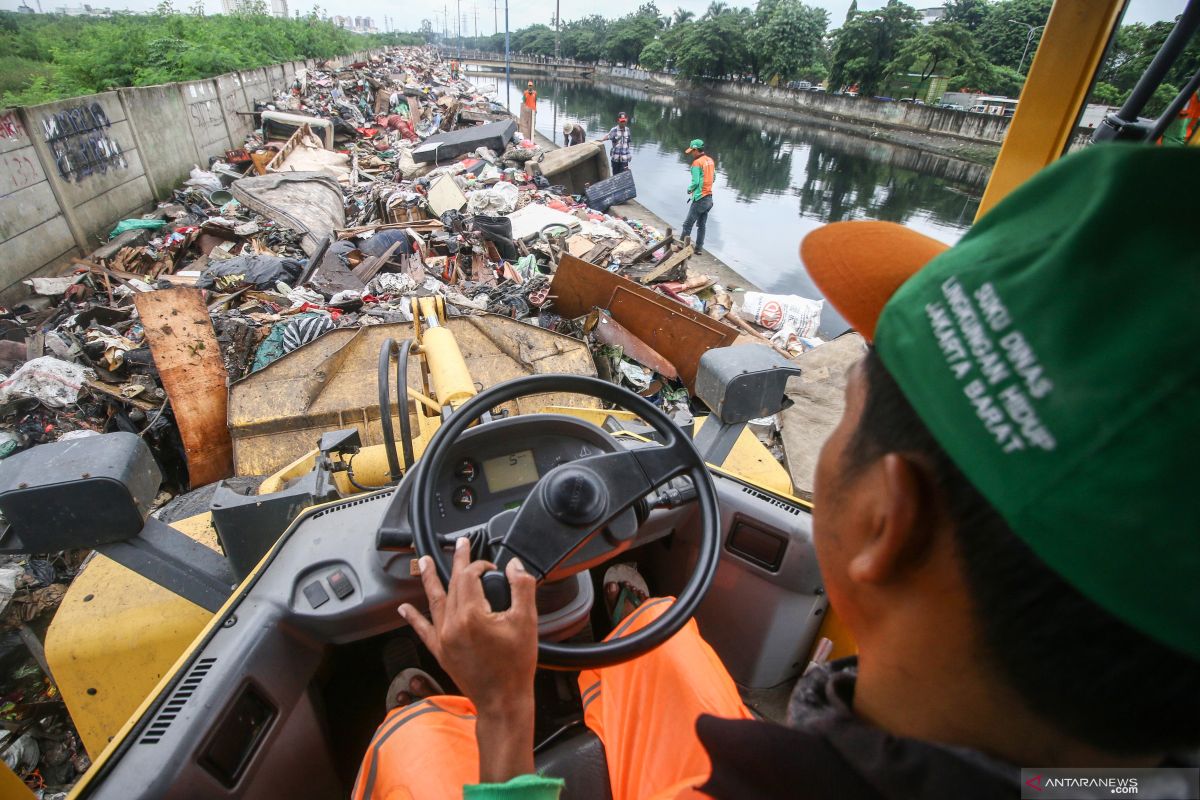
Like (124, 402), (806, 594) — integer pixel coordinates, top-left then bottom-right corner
(851, 635), (1159, 769)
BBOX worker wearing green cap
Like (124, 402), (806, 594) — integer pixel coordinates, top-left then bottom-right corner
(681, 139), (714, 255)
(360, 144), (1200, 800)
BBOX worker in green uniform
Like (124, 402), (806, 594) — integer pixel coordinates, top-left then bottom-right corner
(682, 139), (715, 255)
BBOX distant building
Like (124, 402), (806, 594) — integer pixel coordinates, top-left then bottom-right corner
(1079, 103), (1120, 130)
(918, 6), (945, 24)
(52, 4), (114, 15)
(271, 0), (287, 17)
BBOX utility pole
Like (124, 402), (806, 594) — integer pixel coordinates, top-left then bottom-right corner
(1009, 19), (1045, 75)
(554, 0), (560, 61)
(457, 0), (463, 59)
(474, 4), (478, 40)
(494, 0), (498, 36)
(504, 0), (510, 110)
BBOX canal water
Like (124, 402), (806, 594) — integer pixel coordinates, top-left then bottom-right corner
(486, 76), (992, 336)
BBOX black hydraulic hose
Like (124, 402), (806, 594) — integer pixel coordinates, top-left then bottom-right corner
(378, 338), (417, 482)
(1115, 0), (1200, 123)
(1148, 66), (1200, 142)
(395, 338), (416, 472)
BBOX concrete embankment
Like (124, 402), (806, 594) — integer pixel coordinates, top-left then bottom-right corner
(595, 66), (1006, 166)
(0, 49), (385, 303)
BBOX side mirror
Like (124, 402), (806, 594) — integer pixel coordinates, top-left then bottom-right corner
(692, 345), (801, 466)
(0, 432), (160, 554)
(695, 345), (800, 425)
(0, 432), (234, 612)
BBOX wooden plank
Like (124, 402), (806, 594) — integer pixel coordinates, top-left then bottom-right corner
(628, 232), (672, 266)
(85, 378), (159, 413)
(134, 288), (233, 488)
(638, 245), (693, 284)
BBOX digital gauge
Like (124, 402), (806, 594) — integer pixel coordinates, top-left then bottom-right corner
(482, 450), (539, 493)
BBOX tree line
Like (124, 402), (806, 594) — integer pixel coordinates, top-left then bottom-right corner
(442, 0), (1198, 115)
(0, 5), (421, 107)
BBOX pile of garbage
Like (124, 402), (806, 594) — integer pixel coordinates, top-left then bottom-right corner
(0, 48), (836, 790)
(0, 555), (89, 799)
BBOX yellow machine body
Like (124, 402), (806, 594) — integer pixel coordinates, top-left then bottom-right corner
(44, 513), (219, 758)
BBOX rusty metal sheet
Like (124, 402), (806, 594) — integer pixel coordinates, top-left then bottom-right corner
(585, 310), (678, 380)
(550, 254), (737, 390)
(228, 315), (600, 476)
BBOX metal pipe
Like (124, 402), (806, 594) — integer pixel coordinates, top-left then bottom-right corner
(1117, 0), (1200, 122)
(1147, 65), (1200, 141)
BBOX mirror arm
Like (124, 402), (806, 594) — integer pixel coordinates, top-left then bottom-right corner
(97, 517), (237, 613)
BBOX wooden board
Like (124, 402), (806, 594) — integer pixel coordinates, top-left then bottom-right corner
(638, 245), (693, 284)
(134, 288), (233, 488)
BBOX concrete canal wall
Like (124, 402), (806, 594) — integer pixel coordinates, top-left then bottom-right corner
(0, 49), (383, 303)
(599, 66), (1014, 146)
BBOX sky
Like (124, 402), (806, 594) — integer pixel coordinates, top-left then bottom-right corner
(0, 0), (1187, 36)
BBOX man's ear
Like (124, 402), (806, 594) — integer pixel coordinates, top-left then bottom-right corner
(847, 453), (936, 585)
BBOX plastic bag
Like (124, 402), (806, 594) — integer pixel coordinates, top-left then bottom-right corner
(109, 218), (167, 238)
(0, 356), (91, 410)
(197, 254), (304, 291)
(739, 292), (824, 338)
(183, 166), (223, 194)
(466, 181), (519, 215)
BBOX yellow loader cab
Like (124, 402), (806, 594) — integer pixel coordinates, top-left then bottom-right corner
(1, 336), (817, 798)
(1, 0), (1197, 795)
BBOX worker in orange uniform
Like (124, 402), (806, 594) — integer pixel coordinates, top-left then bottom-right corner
(520, 80), (538, 140)
(681, 139), (715, 256)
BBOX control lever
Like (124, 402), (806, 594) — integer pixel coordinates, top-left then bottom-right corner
(481, 569), (512, 612)
(649, 476), (697, 509)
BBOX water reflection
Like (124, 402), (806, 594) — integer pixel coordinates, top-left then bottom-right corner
(488, 76), (991, 335)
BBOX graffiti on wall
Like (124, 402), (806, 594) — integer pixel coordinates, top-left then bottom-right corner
(40, 102), (128, 182)
(0, 111), (24, 141)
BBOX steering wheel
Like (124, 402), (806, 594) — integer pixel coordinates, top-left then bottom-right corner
(408, 374), (721, 669)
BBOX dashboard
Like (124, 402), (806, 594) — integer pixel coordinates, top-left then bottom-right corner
(424, 415), (625, 536)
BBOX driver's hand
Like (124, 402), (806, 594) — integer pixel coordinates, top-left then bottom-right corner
(399, 537), (538, 717)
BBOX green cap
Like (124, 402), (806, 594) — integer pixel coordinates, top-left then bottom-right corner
(686, 139), (704, 152)
(807, 145), (1200, 659)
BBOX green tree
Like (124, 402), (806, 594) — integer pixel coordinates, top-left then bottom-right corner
(973, 0), (1051, 72)
(674, 11), (750, 79)
(671, 8), (695, 26)
(888, 21), (986, 100)
(749, 0), (829, 83)
(1090, 81), (1124, 106)
(605, 4), (662, 65)
(828, 0), (920, 95)
(639, 38), (667, 71)
(941, 0), (988, 31)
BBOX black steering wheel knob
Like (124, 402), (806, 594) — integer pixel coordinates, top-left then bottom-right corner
(541, 466), (606, 526)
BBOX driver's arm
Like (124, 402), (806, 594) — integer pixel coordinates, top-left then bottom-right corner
(402, 539), (561, 794)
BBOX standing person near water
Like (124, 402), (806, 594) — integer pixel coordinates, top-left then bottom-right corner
(682, 139), (715, 255)
(598, 113), (632, 175)
(520, 81), (537, 140)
